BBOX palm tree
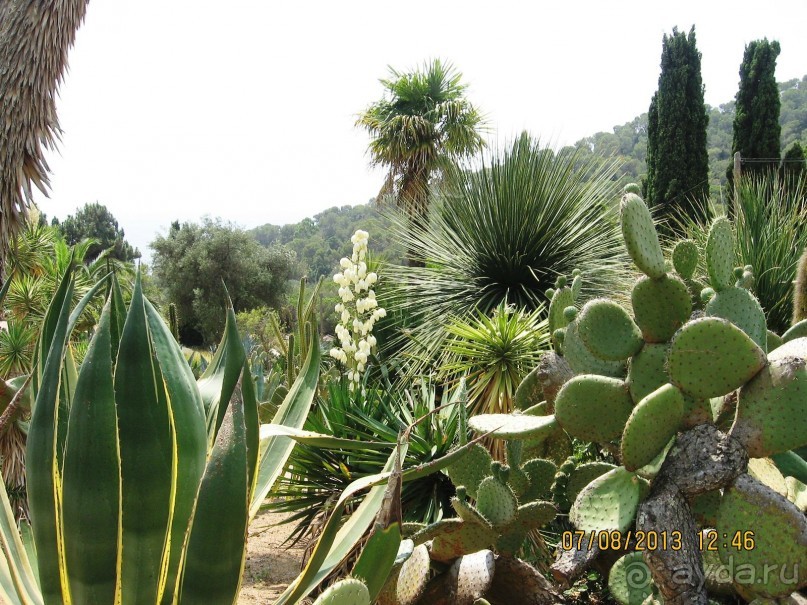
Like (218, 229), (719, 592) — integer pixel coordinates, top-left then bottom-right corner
(0, 0), (90, 284)
(356, 59), (487, 265)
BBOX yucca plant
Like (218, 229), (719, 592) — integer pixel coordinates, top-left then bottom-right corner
(0, 262), (323, 604)
(385, 132), (632, 375)
(440, 301), (549, 416)
(267, 375), (461, 545)
(674, 171), (807, 334)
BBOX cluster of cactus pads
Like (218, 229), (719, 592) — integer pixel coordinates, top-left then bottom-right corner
(311, 189), (806, 605)
(541, 191), (807, 604)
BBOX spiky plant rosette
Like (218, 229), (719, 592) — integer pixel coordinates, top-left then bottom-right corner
(439, 301), (549, 416)
(266, 375), (460, 545)
(385, 133), (632, 376)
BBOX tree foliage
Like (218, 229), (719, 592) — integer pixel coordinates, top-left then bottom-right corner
(645, 26), (709, 224)
(150, 218), (295, 346)
(251, 203), (404, 280)
(54, 202), (140, 262)
(731, 39), (781, 176)
(356, 59), (487, 265)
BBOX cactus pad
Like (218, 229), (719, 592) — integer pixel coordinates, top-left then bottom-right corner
(513, 366), (543, 411)
(571, 273), (583, 300)
(681, 395), (714, 428)
(627, 343), (669, 404)
(452, 550), (495, 605)
(666, 317), (767, 398)
(608, 551), (656, 605)
(689, 490), (721, 527)
(446, 443), (493, 499)
(563, 319), (627, 378)
(716, 474), (807, 598)
(785, 477), (807, 512)
(570, 467), (648, 533)
(495, 501), (556, 555)
(313, 578), (371, 605)
(548, 286), (574, 335)
(453, 494), (494, 528)
(672, 239), (699, 280)
(396, 544), (432, 604)
(468, 413), (557, 442)
(635, 437), (675, 479)
(565, 462), (616, 504)
(782, 318), (807, 344)
(621, 384), (685, 471)
(577, 299), (644, 360)
(747, 457), (788, 497)
(706, 286), (767, 349)
(427, 520), (493, 563)
(631, 274), (692, 343)
(523, 425), (573, 465)
(731, 355), (807, 458)
(476, 476), (518, 526)
(554, 375), (633, 442)
(704, 216), (736, 291)
(620, 193), (666, 278)
(521, 458), (558, 501)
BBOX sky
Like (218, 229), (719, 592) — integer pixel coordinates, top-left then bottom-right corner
(32, 0), (807, 262)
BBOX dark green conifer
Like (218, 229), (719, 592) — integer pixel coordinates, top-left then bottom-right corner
(645, 26), (709, 227)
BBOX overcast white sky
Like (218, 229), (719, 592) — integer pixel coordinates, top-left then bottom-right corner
(32, 0), (807, 262)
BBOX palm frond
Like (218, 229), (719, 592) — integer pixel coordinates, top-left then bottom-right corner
(384, 133), (633, 376)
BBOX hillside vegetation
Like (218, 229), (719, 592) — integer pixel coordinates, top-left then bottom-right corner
(253, 75), (807, 277)
(566, 75), (807, 195)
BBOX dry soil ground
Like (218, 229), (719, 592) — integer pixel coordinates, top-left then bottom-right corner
(238, 509), (305, 604)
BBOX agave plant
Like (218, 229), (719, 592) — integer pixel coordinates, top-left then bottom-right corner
(0, 261), (322, 604)
(385, 132), (632, 376)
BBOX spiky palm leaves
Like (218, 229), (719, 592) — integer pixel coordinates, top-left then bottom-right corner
(0, 0), (90, 273)
(356, 59), (487, 267)
(386, 134), (632, 376)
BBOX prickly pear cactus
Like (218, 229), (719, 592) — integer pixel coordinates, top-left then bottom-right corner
(518, 190), (807, 604)
(312, 578), (371, 605)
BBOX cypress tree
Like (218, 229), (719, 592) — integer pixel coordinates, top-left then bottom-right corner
(729, 39), (781, 182)
(645, 26), (709, 226)
(780, 141), (805, 180)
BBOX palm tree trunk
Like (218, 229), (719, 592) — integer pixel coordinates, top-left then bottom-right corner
(400, 167), (430, 268)
(0, 0), (91, 261)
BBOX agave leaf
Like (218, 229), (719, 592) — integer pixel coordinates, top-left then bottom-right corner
(177, 363), (256, 605)
(0, 475), (42, 605)
(275, 443), (408, 605)
(26, 264), (75, 603)
(143, 298), (208, 605)
(249, 322), (320, 520)
(258, 425), (393, 450)
(274, 431), (488, 604)
(116, 275), (208, 604)
(352, 440), (404, 601)
(197, 304), (246, 443)
(61, 296), (119, 604)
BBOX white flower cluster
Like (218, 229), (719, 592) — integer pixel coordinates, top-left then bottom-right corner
(329, 230), (386, 389)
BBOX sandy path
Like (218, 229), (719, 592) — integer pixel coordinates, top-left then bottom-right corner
(238, 509), (306, 604)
